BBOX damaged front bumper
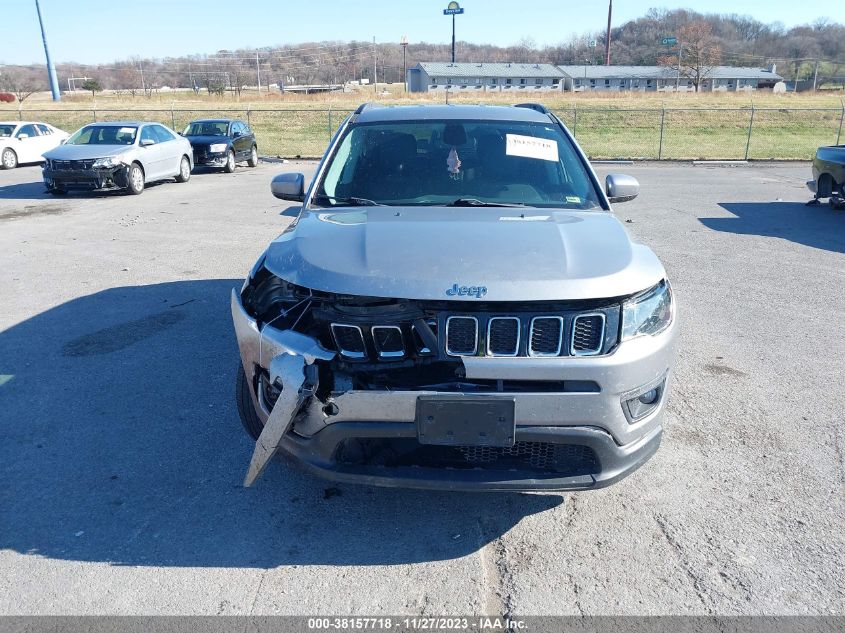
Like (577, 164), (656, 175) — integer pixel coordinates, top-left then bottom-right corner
(231, 289), (676, 492)
(43, 165), (130, 190)
(193, 151), (229, 167)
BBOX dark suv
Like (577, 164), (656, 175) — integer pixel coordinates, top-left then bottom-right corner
(182, 119), (258, 172)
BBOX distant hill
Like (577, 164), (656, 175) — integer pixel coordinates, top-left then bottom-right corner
(2, 9), (842, 96)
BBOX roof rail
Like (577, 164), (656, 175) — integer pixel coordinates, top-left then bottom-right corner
(354, 102), (377, 114)
(514, 103), (550, 115)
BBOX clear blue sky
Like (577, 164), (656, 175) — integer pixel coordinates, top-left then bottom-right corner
(3, 0), (836, 65)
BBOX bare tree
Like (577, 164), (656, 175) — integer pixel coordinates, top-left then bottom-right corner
(1, 68), (42, 103)
(659, 21), (722, 91)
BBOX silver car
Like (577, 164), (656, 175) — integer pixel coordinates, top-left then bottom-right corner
(232, 103), (678, 492)
(42, 121), (193, 195)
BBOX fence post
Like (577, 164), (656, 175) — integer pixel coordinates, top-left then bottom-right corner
(837, 100), (844, 146)
(17, 101), (22, 121)
(658, 107), (666, 160)
(744, 105), (755, 161)
(328, 106), (333, 143)
(93, 106), (97, 122)
(170, 103), (176, 130)
(572, 108), (578, 137)
(246, 106), (251, 128)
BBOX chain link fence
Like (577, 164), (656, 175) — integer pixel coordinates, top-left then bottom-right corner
(10, 105), (845, 160)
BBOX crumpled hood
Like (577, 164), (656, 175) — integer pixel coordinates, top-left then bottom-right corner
(263, 207), (666, 301)
(43, 144), (131, 160)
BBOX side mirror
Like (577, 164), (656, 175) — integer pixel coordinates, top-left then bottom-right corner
(271, 172), (305, 201)
(140, 138), (156, 147)
(17, 134), (29, 140)
(233, 131), (242, 138)
(605, 173), (639, 203)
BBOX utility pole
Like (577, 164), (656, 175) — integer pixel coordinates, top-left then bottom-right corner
(35, 0), (61, 101)
(604, 0), (612, 66)
(812, 60), (819, 91)
(401, 35), (409, 93)
(139, 62), (146, 94)
(373, 37), (378, 95)
(256, 52), (261, 94)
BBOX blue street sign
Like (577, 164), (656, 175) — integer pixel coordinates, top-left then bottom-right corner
(661, 37), (678, 46)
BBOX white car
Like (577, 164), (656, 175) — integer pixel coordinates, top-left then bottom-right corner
(42, 121), (194, 195)
(0, 121), (69, 169)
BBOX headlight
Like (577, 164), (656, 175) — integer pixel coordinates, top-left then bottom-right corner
(621, 280), (673, 341)
(92, 156), (122, 169)
(209, 143), (228, 153)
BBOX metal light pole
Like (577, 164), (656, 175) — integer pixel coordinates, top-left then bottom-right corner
(35, 0), (61, 101)
(604, 0), (612, 66)
(400, 35), (408, 93)
(443, 2), (464, 64)
(373, 37), (377, 95)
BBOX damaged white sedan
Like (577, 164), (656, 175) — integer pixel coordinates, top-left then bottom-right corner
(233, 103), (677, 491)
(42, 121), (193, 195)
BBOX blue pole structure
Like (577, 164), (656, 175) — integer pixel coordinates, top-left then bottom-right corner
(35, 0), (61, 101)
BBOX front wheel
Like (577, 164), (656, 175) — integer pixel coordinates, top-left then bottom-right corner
(126, 163), (144, 195)
(247, 145), (258, 167)
(1, 148), (17, 170)
(236, 365), (264, 440)
(223, 149), (236, 173)
(175, 156), (191, 183)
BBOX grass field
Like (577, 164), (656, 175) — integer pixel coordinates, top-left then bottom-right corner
(3, 86), (843, 159)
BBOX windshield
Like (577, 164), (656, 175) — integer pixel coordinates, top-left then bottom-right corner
(314, 118), (602, 209)
(183, 121), (228, 136)
(0, 124), (16, 137)
(66, 125), (137, 145)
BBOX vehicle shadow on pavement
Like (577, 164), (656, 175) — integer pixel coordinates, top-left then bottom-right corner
(701, 202), (845, 254)
(0, 180), (53, 200)
(0, 280), (562, 568)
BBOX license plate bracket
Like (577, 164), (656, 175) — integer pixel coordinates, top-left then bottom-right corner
(415, 396), (516, 447)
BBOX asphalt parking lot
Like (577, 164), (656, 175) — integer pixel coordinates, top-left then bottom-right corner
(0, 159), (843, 616)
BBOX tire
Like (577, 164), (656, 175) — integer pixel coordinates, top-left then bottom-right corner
(127, 162), (145, 195)
(175, 155), (191, 183)
(236, 364), (264, 440)
(223, 149), (236, 173)
(817, 174), (835, 199)
(247, 145), (258, 167)
(1, 148), (17, 170)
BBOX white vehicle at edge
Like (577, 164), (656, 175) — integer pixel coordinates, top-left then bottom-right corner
(0, 121), (69, 169)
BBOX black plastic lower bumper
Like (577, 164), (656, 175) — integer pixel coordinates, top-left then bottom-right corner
(43, 166), (129, 190)
(193, 152), (227, 166)
(277, 423), (662, 492)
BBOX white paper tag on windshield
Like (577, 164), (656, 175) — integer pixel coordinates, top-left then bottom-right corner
(118, 127), (135, 135)
(505, 134), (558, 162)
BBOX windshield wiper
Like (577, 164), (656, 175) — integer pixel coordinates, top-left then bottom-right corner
(312, 194), (385, 207)
(446, 198), (526, 207)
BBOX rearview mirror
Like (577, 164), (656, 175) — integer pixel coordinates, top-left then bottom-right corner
(605, 173), (639, 203)
(140, 138), (155, 147)
(271, 172), (305, 201)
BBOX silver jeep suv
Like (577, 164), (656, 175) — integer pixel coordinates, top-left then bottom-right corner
(232, 103), (677, 491)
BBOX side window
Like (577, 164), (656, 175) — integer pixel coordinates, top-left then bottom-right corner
(17, 124), (39, 138)
(153, 125), (175, 142)
(140, 126), (157, 144)
(232, 122), (244, 136)
(36, 124), (52, 135)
